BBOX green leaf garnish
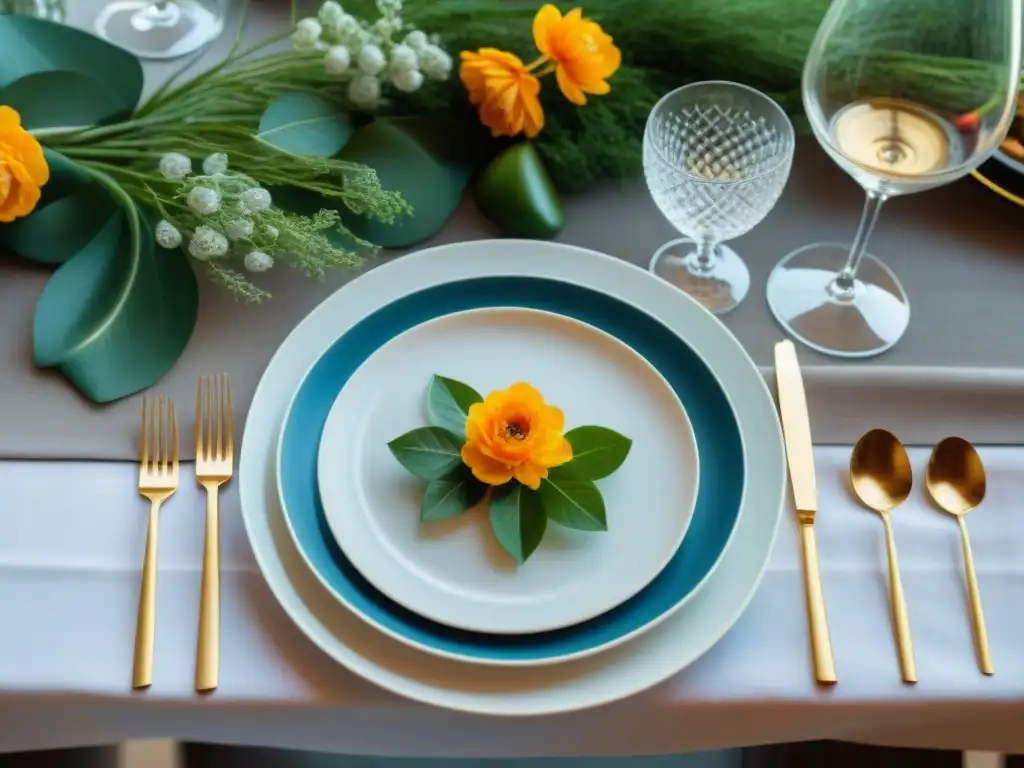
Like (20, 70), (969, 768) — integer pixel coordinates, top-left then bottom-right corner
(387, 426), (465, 481)
(421, 466), (487, 522)
(539, 466), (608, 531)
(257, 92), (354, 158)
(564, 425), (633, 480)
(427, 374), (483, 435)
(489, 482), (547, 564)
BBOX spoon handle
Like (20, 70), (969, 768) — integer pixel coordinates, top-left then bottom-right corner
(958, 516), (993, 675)
(882, 515), (916, 683)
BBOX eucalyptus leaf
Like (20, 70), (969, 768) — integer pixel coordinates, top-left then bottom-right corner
(489, 482), (547, 564)
(427, 374), (482, 435)
(258, 92), (354, 157)
(0, 15), (143, 128)
(421, 466), (487, 522)
(387, 426), (465, 481)
(0, 149), (113, 265)
(337, 119), (474, 248)
(33, 200), (199, 403)
(564, 425), (633, 480)
(539, 467), (608, 531)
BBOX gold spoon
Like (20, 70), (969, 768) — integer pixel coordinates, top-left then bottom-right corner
(926, 436), (993, 676)
(850, 428), (917, 683)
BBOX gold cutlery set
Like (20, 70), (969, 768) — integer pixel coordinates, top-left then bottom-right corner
(132, 375), (234, 693)
(775, 341), (993, 686)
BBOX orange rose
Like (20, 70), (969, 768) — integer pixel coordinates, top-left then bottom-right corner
(461, 382), (572, 490)
(532, 5), (621, 105)
(0, 106), (49, 223)
(459, 48), (545, 139)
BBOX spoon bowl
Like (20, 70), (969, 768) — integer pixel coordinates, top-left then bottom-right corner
(850, 428), (913, 514)
(926, 436), (986, 517)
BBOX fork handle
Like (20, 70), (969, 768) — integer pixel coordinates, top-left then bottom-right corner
(133, 500), (161, 689)
(196, 484), (220, 692)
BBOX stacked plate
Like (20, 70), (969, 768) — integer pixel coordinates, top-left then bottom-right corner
(239, 240), (786, 715)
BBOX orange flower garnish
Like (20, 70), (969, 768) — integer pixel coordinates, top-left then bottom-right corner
(532, 4), (621, 105)
(0, 106), (49, 223)
(461, 382), (572, 490)
(460, 49), (545, 139)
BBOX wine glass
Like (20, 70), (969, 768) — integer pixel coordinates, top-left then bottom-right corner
(767, 0), (1023, 358)
(95, 0), (224, 60)
(643, 81), (795, 315)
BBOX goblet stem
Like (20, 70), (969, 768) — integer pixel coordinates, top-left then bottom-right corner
(694, 237), (717, 273)
(830, 191), (886, 300)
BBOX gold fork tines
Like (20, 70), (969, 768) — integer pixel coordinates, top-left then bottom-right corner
(133, 395), (179, 690)
(195, 374), (234, 693)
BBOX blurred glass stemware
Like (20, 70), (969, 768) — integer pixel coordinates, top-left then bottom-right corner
(95, 0), (224, 60)
(766, 0), (1023, 358)
(643, 81), (795, 315)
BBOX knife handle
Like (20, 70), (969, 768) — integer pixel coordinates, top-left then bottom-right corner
(800, 522), (837, 685)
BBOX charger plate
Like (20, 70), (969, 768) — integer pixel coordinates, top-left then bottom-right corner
(316, 307), (699, 635)
(278, 276), (742, 664)
(241, 239), (785, 713)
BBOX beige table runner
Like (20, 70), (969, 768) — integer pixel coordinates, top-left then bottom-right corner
(3, 140), (1023, 459)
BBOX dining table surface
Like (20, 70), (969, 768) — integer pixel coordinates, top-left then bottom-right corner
(2, 0), (1024, 759)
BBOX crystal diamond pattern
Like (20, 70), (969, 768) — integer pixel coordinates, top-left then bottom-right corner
(644, 102), (793, 242)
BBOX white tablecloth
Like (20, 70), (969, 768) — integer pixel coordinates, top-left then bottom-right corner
(0, 447), (1022, 756)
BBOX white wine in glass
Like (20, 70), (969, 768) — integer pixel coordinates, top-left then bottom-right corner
(766, 0), (1023, 358)
(95, 0), (224, 60)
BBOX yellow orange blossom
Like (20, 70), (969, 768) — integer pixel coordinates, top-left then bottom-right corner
(0, 106), (49, 223)
(532, 4), (621, 105)
(462, 382), (572, 490)
(460, 49), (544, 139)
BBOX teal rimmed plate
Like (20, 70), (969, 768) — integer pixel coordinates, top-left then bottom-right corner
(277, 275), (745, 665)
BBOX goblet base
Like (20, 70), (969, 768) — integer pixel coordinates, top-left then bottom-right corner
(766, 242), (910, 359)
(95, 0), (223, 60)
(649, 238), (750, 315)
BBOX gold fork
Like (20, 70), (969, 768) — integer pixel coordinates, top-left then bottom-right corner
(134, 395), (179, 690)
(195, 374), (234, 693)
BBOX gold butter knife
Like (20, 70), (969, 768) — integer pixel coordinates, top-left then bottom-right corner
(774, 340), (837, 685)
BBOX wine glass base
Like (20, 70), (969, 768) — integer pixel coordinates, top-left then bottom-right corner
(95, 0), (223, 60)
(649, 238), (750, 315)
(766, 242), (910, 359)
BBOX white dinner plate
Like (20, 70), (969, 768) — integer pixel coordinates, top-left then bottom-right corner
(239, 239), (785, 715)
(316, 307), (699, 635)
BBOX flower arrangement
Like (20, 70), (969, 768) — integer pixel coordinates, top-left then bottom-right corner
(388, 375), (631, 564)
(0, 1), (453, 402)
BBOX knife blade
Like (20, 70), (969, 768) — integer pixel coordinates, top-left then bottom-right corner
(774, 339), (836, 685)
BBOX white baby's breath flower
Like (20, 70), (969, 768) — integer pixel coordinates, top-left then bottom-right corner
(158, 152), (191, 180)
(389, 43), (417, 73)
(324, 45), (351, 75)
(265, 225), (279, 240)
(292, 17), (323, 49)
(391, 67), (423, 93)
(418, 44), (452, 80)
(403, 30), (427, 50)
(318, 1), (344, 26)
(335, 13), (361, 37)
(376, 0), (402, 14)
(225, 218), (254, 241)
(347, 73), (382, 108)
(244, 250), (275, 273)
(357, 43), (386, 75)
(202, 153), (228, 175)
(372, 16), (402, 39)
(187, 186), (220, 216)
(155, 220), (182, 249)
(240, 187), (272, 213)
(188, 226), (229, 261)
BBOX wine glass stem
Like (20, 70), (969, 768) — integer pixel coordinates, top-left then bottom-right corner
(830, 191), (887, 301)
